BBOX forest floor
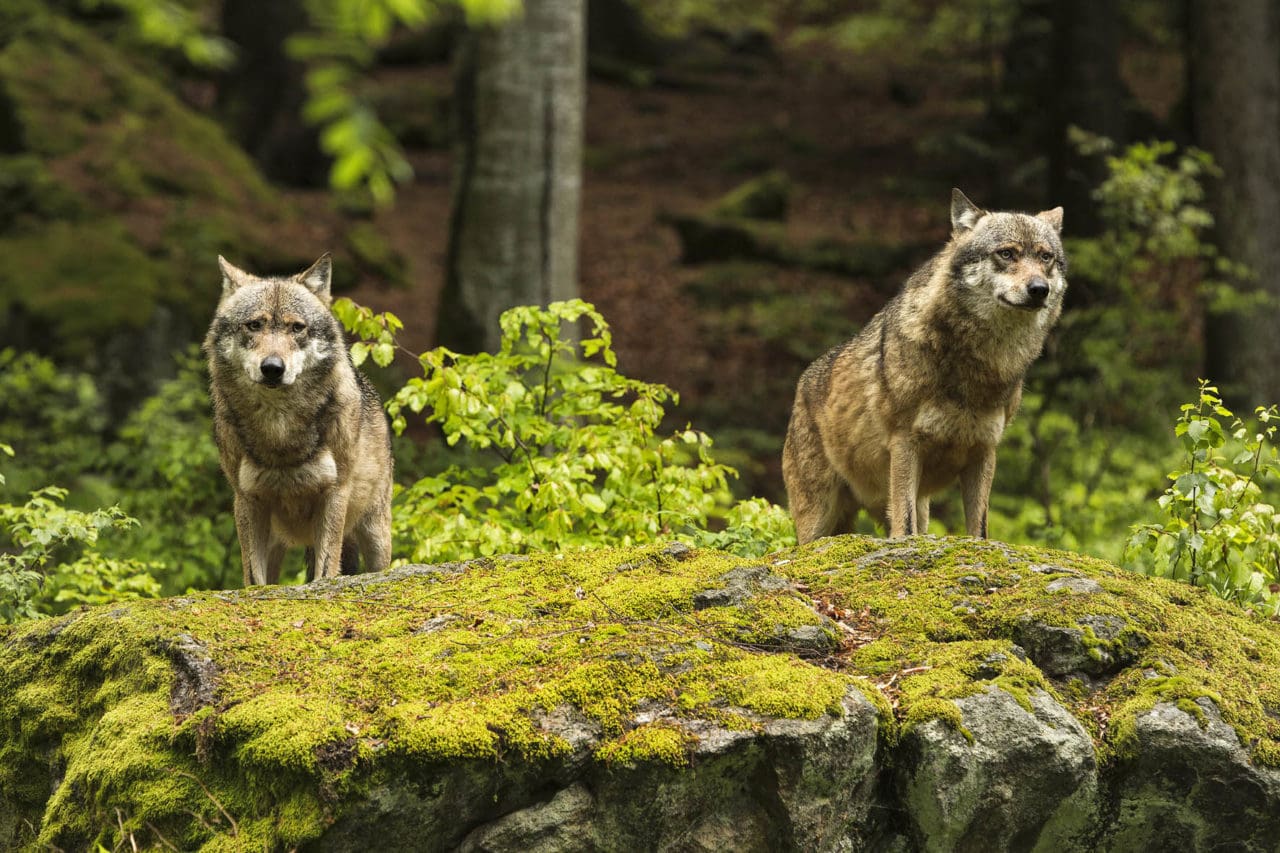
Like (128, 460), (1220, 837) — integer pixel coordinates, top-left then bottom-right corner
(345, 35), (995, 501)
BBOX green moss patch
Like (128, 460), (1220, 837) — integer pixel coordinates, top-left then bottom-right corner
(6, 535), (1280, 849)
(0, 12), (301, 359)
(776, 535), (1280, 764)
(0, 545), (851, 849)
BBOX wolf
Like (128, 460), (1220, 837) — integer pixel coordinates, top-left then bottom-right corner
(782, 189), (1066, 543)
(205, 253), (393, 586)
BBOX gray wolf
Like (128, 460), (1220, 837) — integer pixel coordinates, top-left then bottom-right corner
(205, 254), (393, 585)
(782, 189), (1066, 542)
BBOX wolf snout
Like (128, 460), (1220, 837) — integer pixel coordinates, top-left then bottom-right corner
(1026, 277), (1050, 306)
(260, 356), (286, 386)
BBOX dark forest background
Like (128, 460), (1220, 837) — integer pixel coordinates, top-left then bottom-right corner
(3, 0), (1280, 616)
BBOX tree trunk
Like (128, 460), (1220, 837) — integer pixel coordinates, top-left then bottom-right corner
(1191, 0), (1280, 407)
(440, 0), (585, 353)
(1048, 0), (1126, 235)
(217, 0), (328, 187)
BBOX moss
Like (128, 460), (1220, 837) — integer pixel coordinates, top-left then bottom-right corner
(7, 535), (1280, 848)
(596, 723), (693, 767)
(0, 12), (297, 362)
(777, 535), (1280, 767)
(710, 170), (791, 221)
(0, 220), (163, 350)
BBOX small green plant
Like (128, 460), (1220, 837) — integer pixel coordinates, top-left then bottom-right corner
(0, 445), (158, 622)
(335, 298), (794, 562)
(1125, 382), (1280, 614)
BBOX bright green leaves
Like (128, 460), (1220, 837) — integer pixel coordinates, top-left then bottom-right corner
(0, 471), (156, 623)
(1126, 381), (1280, 614)
(332, 297), (402, 369)
(94, 0), (236, 69)
(339, 297), (793, 562)
(290, 0), (524, 203)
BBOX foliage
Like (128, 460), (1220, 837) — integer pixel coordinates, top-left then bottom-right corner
(99, 348), (240, 593)
(1125, 382), (1280, 614)
(337, 298), (794, 562)
(0, 349), (108, 496)
(0, 461), (157, 623)
(91, 0), (236, 68)
(790, 0), (1019, 66)
(293, 0), (520, 203)
(0, 348), (233, 611)
(993, 137), (1234, 559)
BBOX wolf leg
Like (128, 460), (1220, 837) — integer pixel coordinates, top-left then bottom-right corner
(959, 447), (996, 538)
(915, 496), (930, 535)
(264, 542), (286, 586)
(354, 499), (392, 573)
(234, 494), (275, 586)
(784, 405), (855, 543)
(887, 434), (921, 537)
(340, 540), (361, 575)
(306, 543), (359, 578)
(313, 488), (352, 579)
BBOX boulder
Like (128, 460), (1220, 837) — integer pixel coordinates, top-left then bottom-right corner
(4, 536), (1280, 851)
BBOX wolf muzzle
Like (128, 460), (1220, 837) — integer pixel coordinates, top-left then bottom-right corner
(1026, 277), (1050, 307)
(260, 356), (286, 387)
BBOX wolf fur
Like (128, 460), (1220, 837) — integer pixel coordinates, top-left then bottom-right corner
(782, 189), (1066, 543)
(205, 253), (393, 585)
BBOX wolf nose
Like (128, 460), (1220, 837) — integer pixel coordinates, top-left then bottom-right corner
(1027, 277), (1050, 305)
(260, 356), (286, 385)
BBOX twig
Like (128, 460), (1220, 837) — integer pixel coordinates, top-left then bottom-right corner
(171, 770), (239, 838)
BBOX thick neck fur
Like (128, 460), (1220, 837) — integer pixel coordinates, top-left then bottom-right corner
(210, 346), (353, 469)
(900, 246), (1060, 407)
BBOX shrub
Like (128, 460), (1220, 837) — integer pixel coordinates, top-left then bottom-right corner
(0, 444), (158, 622)
(99, 348), (240, 593)
(335, 298), (795, 562)
(1125, 382), (1280, 614)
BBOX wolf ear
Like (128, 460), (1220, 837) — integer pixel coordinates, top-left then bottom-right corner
(218, 256), (252, 296)
(296, 253), (333, 301)
(1036, 206), (1064, 233)
(950, 188), (986, 235)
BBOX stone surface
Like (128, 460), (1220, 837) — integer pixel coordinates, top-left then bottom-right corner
(7, 536), (1280, 851)
(1102, 699), (1280, 852)
(898, 687), (1098, 853)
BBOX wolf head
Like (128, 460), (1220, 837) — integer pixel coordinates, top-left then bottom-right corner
(208, 254), (341, 389)
(947, 189), (1066, 323)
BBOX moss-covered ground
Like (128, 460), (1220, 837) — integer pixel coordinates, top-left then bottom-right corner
(3, 535), (1280, 849)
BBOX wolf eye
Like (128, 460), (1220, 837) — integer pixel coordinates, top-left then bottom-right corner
(244, 319), (264, 332)
(289, 321), (307, 334)
(1040, 251), (1055, 263)
(996, 248), (1015, 261)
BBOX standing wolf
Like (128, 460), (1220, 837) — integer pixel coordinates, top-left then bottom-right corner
(205, 254), (393, 585)
(783, 189), (1066, 543)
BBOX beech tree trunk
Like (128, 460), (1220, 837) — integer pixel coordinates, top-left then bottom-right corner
(440, 0), (585, 353)
(1191, 0), (1280, 407)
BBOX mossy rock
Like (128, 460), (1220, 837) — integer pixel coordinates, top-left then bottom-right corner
(5, 537), (1280, 850)
(659, 209), (923, 278)
(0, 11), (299, 373)
(710, 169), (791, 221)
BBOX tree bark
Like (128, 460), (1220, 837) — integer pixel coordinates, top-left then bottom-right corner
(217, 0), (328, 187)
(440, 0), (585, 353)
(1191, 0), (1280, 407)
(1048, 0), (1126, 235)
